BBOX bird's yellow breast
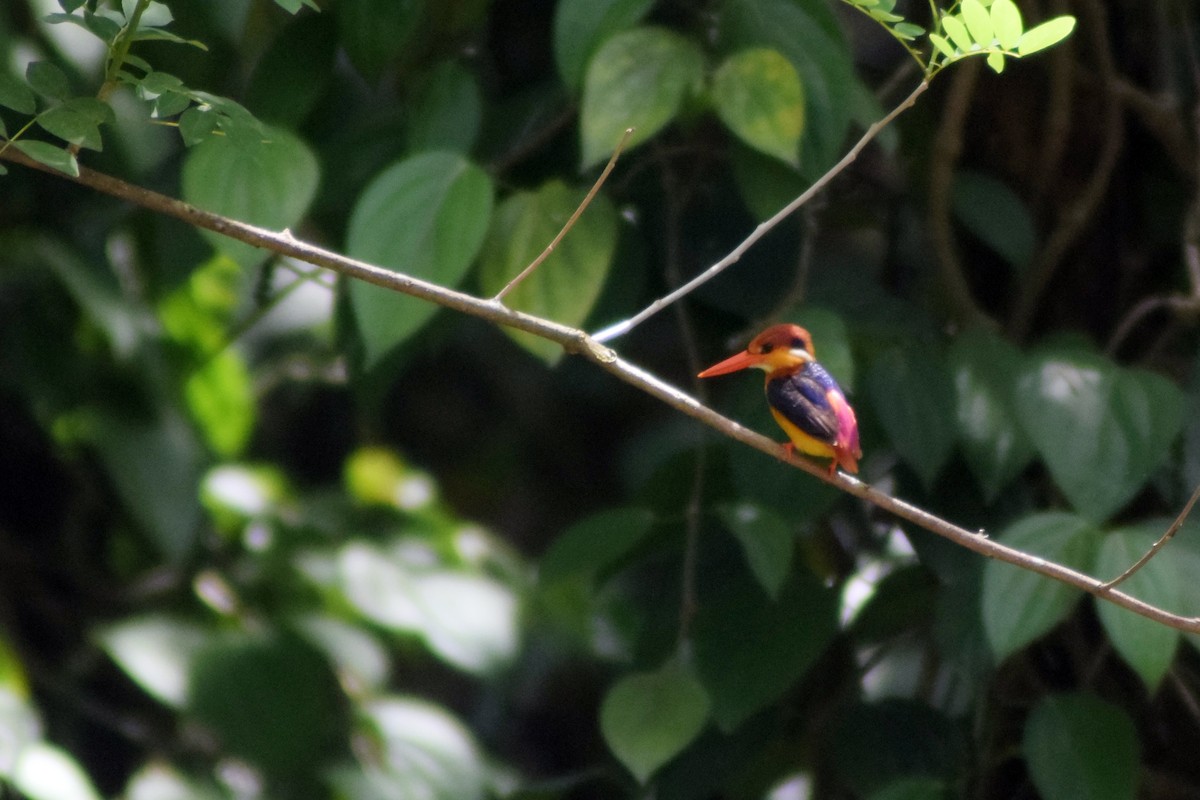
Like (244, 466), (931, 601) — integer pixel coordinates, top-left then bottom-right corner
(769, 407), (836, 458)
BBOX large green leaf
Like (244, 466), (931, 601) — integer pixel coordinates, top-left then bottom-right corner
(1022, 693), (1138, 800)
(579, 26), (704, 169)
(867, 345), (957, 490)
(552, 0), (655, 91)
(346, 152), (493, 366)
(477, 179), (617, 364)
(1094, 524), (1181, 689)
(711, 48), (805, 166)
(188, 629), (346, 775)
(181, 125), (320, 269)
(948, 328), (1034, 501)
(600, 660), (710, 782)
(1017, 346), (1185, 523)
(981, 512), (1098, 660)
(693, 568), (838, 731)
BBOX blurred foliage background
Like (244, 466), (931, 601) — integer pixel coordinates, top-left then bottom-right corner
(1, 0), (1199, 798)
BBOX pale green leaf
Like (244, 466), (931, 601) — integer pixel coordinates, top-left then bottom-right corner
(928, 33), (956, 58)
(940, 14), (973, 52)
(601, 660), (710, 782)
(477, 180), (617, 364)
(711, 48), (805, 166)
(960, 0), (994, 45)
(986, 50), (1005, 73)
(13, 743), (102, 800)
(96, 615), (208, 708)
(990, 0), (1023, 49)
(1017, 15), (1077, 56)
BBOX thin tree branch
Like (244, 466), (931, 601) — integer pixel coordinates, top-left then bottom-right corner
(590, 79), (930, 343)
(1101, 482), (1200, 589)
(4, 144), (1200, 634)
(493, 127), (633, 303)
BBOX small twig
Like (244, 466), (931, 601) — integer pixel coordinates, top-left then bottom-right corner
(492, 127), (633, 303)
(7, 143), (1200, 634)
(590, 80), (930, 343)
(1101, 482), (1200, 590)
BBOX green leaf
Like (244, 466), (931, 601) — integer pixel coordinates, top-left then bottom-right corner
(539, 507), (656, 586)
(600, 660), (710, 782)
(406, 60), (482, 155)
(892, 22), (925, 40)
(952, 170), (1035, 271)
(1016, 347), (1185, 523)
(866, 346), (957, 490)
(96, 615), (208, 708)
(928, 33), (956, 59)
(986, 51), (1005, 74)
(718, 502), (793, 599)
(579, 26), (704, 169)
(711, 48), (805, 166)
(36, 105), (102, 150)
(0, 71), (36, 113)
(347, 152), (493, 366)
(940, 14), (973, 52)
(981, 512), (1098, 660)
(91, 409), (206, 561)
(178, 106), (217, 145)
(185, 350), (255, 458)
(189, 629), (346, 775)
(1095, 524), (1180, 689)
(337, 0), (425, 81)
(181, 125), (320, 269)
(25, 61), (69, 100)
(694, 569), (838, 731)
(1017, 15), (1077, 56)
(552, 0), (655, 91)
(477, 180), (617, 364)
(13, 743), (102, 800)
(960, 0), (994, 45)
(1022, 694), (1138, 800)
(13, 139), (79, 176)
(948, 328), (1035, 501)
(990, 0), (1023, 49)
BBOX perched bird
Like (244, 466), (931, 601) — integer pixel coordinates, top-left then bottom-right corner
(698, 324), (862, 475)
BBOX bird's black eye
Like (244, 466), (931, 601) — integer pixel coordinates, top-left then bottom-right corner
(758, 343), (774, 354)
(791, 337), (806, 350)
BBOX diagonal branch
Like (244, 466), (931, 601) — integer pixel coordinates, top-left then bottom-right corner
(4, 144), (1200, 634)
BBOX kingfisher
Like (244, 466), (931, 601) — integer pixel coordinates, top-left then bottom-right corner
(698, 324), (862, 475)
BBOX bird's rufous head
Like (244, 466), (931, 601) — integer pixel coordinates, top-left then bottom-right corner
(698, 324), (815, 378)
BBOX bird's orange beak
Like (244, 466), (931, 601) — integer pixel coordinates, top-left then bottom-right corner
(698, 350), (766, 377)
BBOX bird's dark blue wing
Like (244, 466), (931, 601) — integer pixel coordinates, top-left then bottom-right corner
(765, 365), (841, 445)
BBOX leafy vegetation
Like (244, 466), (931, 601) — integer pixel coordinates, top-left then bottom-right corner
(2, 1), (1197, 799)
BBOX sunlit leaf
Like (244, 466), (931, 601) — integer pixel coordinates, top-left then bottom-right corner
(960, 0), (994, 46)
(346, 151), (493, 366)
(579, 26), (704, 168)
(477, 180), (617, 364)
(940, 15), (973, 52)
(986, 51), (1005, 74)
(928, 33), (956, 58)
(1016, 16), (1077, 56)
(990, 0), (1023, 49)
(600, 660), (710, 782)
(712, 48), (805, 166)
(981, 512), (1098, 660)
(13, 742), (102, 800)
(185, 350), (255, 458)
(97, 615), (208, 708)
(1022, 694), (1138, 800)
